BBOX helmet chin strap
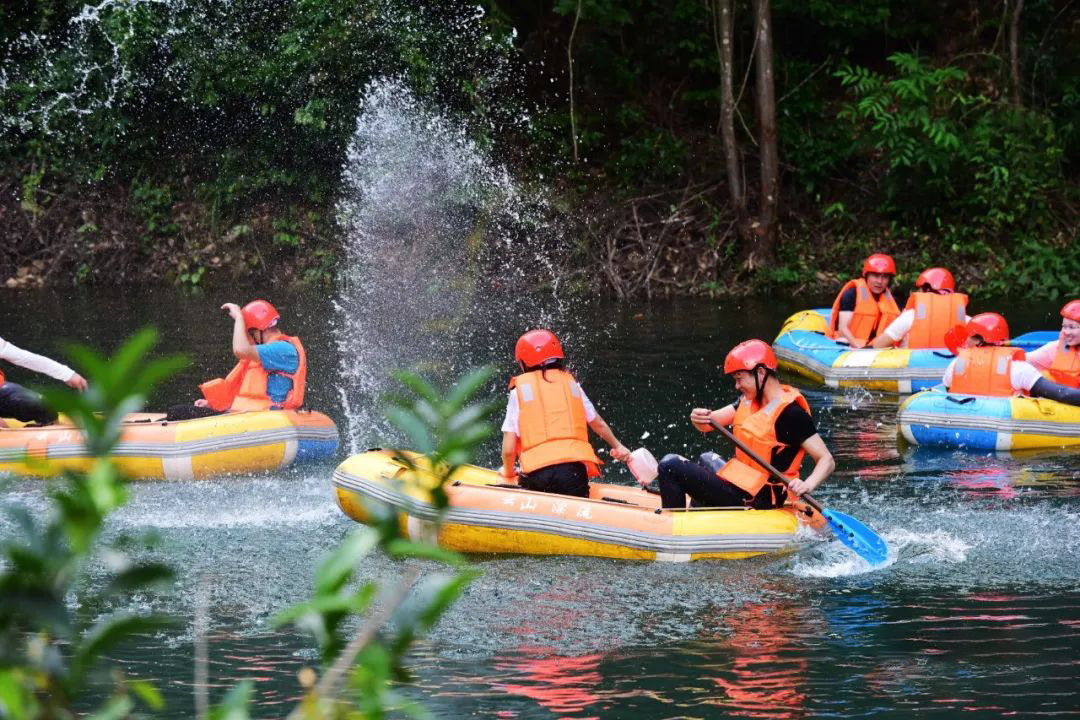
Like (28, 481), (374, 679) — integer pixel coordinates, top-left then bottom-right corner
(754, 365), (765, 405)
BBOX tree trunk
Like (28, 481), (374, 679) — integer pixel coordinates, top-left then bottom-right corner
(751, 0), (778, 268)
(1009, 0), (1024, 107)
(714, 0), (749, 238)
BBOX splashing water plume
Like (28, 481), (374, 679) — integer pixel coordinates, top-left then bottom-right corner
(334, 79), (580, 454)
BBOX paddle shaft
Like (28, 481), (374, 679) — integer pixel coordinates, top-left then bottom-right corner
(707, 418), (823, 514)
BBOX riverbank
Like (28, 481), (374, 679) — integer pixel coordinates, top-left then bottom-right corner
(4, 174), (1076, 300)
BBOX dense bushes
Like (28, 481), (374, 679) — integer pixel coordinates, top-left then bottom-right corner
(1, 0), (1077, 296)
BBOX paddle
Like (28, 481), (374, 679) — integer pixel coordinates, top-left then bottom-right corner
(708, 418), (889, 566)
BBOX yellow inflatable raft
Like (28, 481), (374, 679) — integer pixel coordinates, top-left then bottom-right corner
(0, 410), (338, 480)
(333, 450), (818, 562)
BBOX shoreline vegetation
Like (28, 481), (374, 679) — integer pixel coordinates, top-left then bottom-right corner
(2, 1), (1077, 298)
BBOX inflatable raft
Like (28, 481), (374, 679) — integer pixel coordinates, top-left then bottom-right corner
(0, 409), (338, 479)
(332, 450), (821, 562)
(773, 309), (1055, 394)
(898, 388), (1080, 451)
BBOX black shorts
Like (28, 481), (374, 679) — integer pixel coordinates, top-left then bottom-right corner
(0, 382), (57, 424)
(519, 461), (590, 498)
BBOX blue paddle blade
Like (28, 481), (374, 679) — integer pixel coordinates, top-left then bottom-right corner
(821, 508), (889, 566)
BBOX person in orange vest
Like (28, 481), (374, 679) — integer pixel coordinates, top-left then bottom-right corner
(169, 299), (307, 420)
(1025, 299), (1080, 388)
(942, 312), (1080, 406)
(648, 339), (835, 509)
(0, 334), (87, 425)
(499, 329), (629, 498)
(871, 267), (969, 349)
(827, 253), (901, 348)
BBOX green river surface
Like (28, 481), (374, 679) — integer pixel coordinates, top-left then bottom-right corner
(2, 287), (1079, 719)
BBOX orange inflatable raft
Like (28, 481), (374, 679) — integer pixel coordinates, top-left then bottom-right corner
(0, 409), (338, 480)
(333, 450), (823, 562)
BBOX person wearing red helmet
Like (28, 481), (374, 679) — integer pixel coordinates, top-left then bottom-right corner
(826, 253), (901, 348)
(646, 339), (835, 510)
(870, 267), (970, 349)
(941, 312), (1080, 406)
(1025, 300), (1080, 388)
(499, 329), (629, 498)
(0, 335), (88, 426)
(169, 299), (307, 420)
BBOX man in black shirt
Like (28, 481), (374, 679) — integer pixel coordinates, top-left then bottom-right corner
(647, 340), (835, 509)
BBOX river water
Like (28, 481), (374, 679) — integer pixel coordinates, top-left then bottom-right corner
(2, 287), (1079, 719)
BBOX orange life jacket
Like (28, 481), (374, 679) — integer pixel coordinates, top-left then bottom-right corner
(717, 385), (810, 505)
(1048, 342), (1080, 388)
(198, 335), (307, 412)
(510, 369), (602, 477)
(0, 368), (5, 385)
(903, 292), (969, 349)
(827, 278), (900, 343)
(948, 346), (1025, 397)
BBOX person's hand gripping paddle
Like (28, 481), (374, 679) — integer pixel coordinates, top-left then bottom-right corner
(709, 419), (889, 566)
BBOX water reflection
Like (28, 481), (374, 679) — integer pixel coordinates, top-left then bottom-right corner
(492, 647), (603, 717)
(704, 601), (810, 719)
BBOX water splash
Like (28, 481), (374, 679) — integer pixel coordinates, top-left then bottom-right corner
(333, 78), (579, 454)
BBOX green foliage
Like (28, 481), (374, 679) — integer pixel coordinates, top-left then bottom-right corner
(270, 366), (497, 718)
(836, 52), (1065, 236)
(0, 329), (187, 719)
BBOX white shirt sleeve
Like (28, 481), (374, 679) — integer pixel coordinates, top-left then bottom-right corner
(1011, 361), (1043, 392)
(883, 308), (915, 342)
(1025, 340), (1059, 372)
(942, 358), (956, 387)
(501, 391), (519, 435)
(578, 384), (598, 422)
(500, 383), (597, 436)
(0, 337), (75, 383)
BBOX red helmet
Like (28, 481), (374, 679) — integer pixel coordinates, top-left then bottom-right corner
(1061, 300), (1080, 323)
(515, 329), (564, 368)
(723, 339), (778, 375)
(915, 267), (954, 293)
(965, 313), (1009, 346)
(241, 299), (280, 331)
(862, 253), (896, 276)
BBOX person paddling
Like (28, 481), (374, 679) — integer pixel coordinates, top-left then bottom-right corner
(871, 267), (969, 349)
(168, 299), (307, 420)
(826, 253), (901, 348)
(942, 312), (1080, 406)
(0, 335), (87, 425)
(1024, 300), (1080, 388)
(499, 329), (629, 498)
(650, 339), (835, 509)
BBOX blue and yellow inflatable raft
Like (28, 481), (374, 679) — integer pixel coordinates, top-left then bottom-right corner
(774, 309), (1055, 394)
(898, 388), (1080, 451)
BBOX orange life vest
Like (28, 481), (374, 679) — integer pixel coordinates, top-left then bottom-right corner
(1048, 342), (1080, 388)
(903, 292), (968, 349)
(827, 278), (900, 343)
(510, 369), (602, 477)
(948, 346), (1025, 397)
(717, 385), (810, 504)
(198, 335), (307, 412)
(0, 368), (5, 385)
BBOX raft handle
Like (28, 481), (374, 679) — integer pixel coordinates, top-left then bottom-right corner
(933, 351), (956, 359)
(945, 395), (977, 405)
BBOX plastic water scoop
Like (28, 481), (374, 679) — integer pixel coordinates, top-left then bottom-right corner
(626, 447), (658, 485)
